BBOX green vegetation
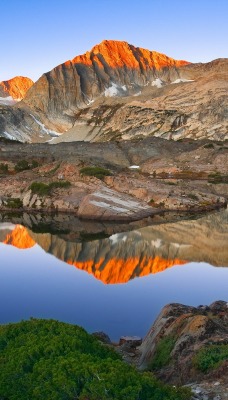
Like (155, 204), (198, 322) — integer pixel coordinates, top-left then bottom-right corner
(149, 335), (176, 371)
(0, 319), (191, 400)
(15, 159), (39, 172)
(208, 172), (228, 184)
(80, 166), (112, 180)
(30, 181), (71, 196)
(0, 163), (8, 173)
(194, 344), (228, 373)
(80, 231), (110, 242)
(5, 197), (23, 209)
(187, 193), (199, 201)
(204, 143), (214, 149)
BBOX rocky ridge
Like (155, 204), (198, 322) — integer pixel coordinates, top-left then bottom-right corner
(0, 40), (227, 142)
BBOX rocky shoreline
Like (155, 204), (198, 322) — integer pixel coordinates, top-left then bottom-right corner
(0, 137), (227, 221)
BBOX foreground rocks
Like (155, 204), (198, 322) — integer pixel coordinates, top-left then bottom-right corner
(139, 301), (228, 385)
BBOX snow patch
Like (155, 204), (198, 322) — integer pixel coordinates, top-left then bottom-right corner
(3, 131), (16, 140)
(151, 78), (164, 88)
(171, 78), (194, 84)
(129, 165), (140, 169)
(30, 114), (61, 137)
(133, 91), (141, 97)
(104, 82), (127, 97)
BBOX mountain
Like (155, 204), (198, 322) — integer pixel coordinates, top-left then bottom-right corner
(0, 40), (227, 142)
(0, 76), (33, 104)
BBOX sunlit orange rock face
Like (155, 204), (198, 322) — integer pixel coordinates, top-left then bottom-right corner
(0, 76), (34, 100)
(72, 40), (189, 70)
(23, 40), (190, 122)
(67, 256), (186, 284)
(3, 225), (35, 249)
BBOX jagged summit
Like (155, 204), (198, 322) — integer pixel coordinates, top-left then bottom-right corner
(70, 39), (189, 70)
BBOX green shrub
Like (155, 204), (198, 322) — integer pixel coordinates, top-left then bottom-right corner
(204, 143), (214, 149)
(0, 163), (8, 173)
(30, 181), (71, 196)
(5, 198), (23, 209)
(80, 166), (111, 180)
(15, 159), (30, 172)
(187, 193), (198, 201)
(149, 335), (176, 370)
(15, 159), (39, 172)
(193, 344), (228, 372)
(0, 319), (191, 400)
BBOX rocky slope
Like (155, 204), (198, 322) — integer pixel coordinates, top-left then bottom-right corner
(1, 40), (227, 143)
(0, 76), (33, 102)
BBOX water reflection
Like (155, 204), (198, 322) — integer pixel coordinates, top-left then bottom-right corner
(1, 209), (228, 284)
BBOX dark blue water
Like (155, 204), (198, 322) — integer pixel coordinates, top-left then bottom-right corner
(0, 242), (227, 341)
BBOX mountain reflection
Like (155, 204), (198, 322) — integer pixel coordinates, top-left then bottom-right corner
(1, 209), (227, 284)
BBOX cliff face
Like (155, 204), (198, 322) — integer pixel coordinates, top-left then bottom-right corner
(23, 40), (189, 118)
(0, 76), (33, 100)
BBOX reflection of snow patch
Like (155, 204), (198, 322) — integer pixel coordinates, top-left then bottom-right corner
(151, 78), (164, 88)
(0, 96), (17, 105)
(171, 79), (194, 84)
(0, 223), (15, 230)
(129, 165), (140, 169)
(151, 239), (162, 248)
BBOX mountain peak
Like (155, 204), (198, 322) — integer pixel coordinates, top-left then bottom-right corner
(0, 76), (34, 100)
(72, 39), (190, 70)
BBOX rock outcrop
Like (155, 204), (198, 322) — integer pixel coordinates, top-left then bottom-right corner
(139, 301), (228, 387)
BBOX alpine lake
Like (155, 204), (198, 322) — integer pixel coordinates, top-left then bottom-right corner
(0, 208), (227, 341)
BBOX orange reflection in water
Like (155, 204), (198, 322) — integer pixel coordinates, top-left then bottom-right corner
(3, 225), (186, 284)
(3, 225), (36, 249)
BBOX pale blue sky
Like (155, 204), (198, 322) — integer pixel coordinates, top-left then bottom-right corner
(1, 0), (227, 82)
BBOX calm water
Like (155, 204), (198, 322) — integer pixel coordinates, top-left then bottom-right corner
(0, 209), (228, 341)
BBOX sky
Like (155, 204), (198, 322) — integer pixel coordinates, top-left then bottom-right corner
(1, 0), (227, 82)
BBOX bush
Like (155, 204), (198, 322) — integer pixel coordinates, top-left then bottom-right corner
(0, 163), (8, 173)
(193, 344), (228, 372)
(80, 166), (111, 180)
(15, 159), (30, 172)
(204, 143), (214, 149)
(5, 198), (23, 209)
(30, 181), (71, 196)
(149, 335), (176, 370)
(0, 319), (191, 400)
(15, 159), (39, 172)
